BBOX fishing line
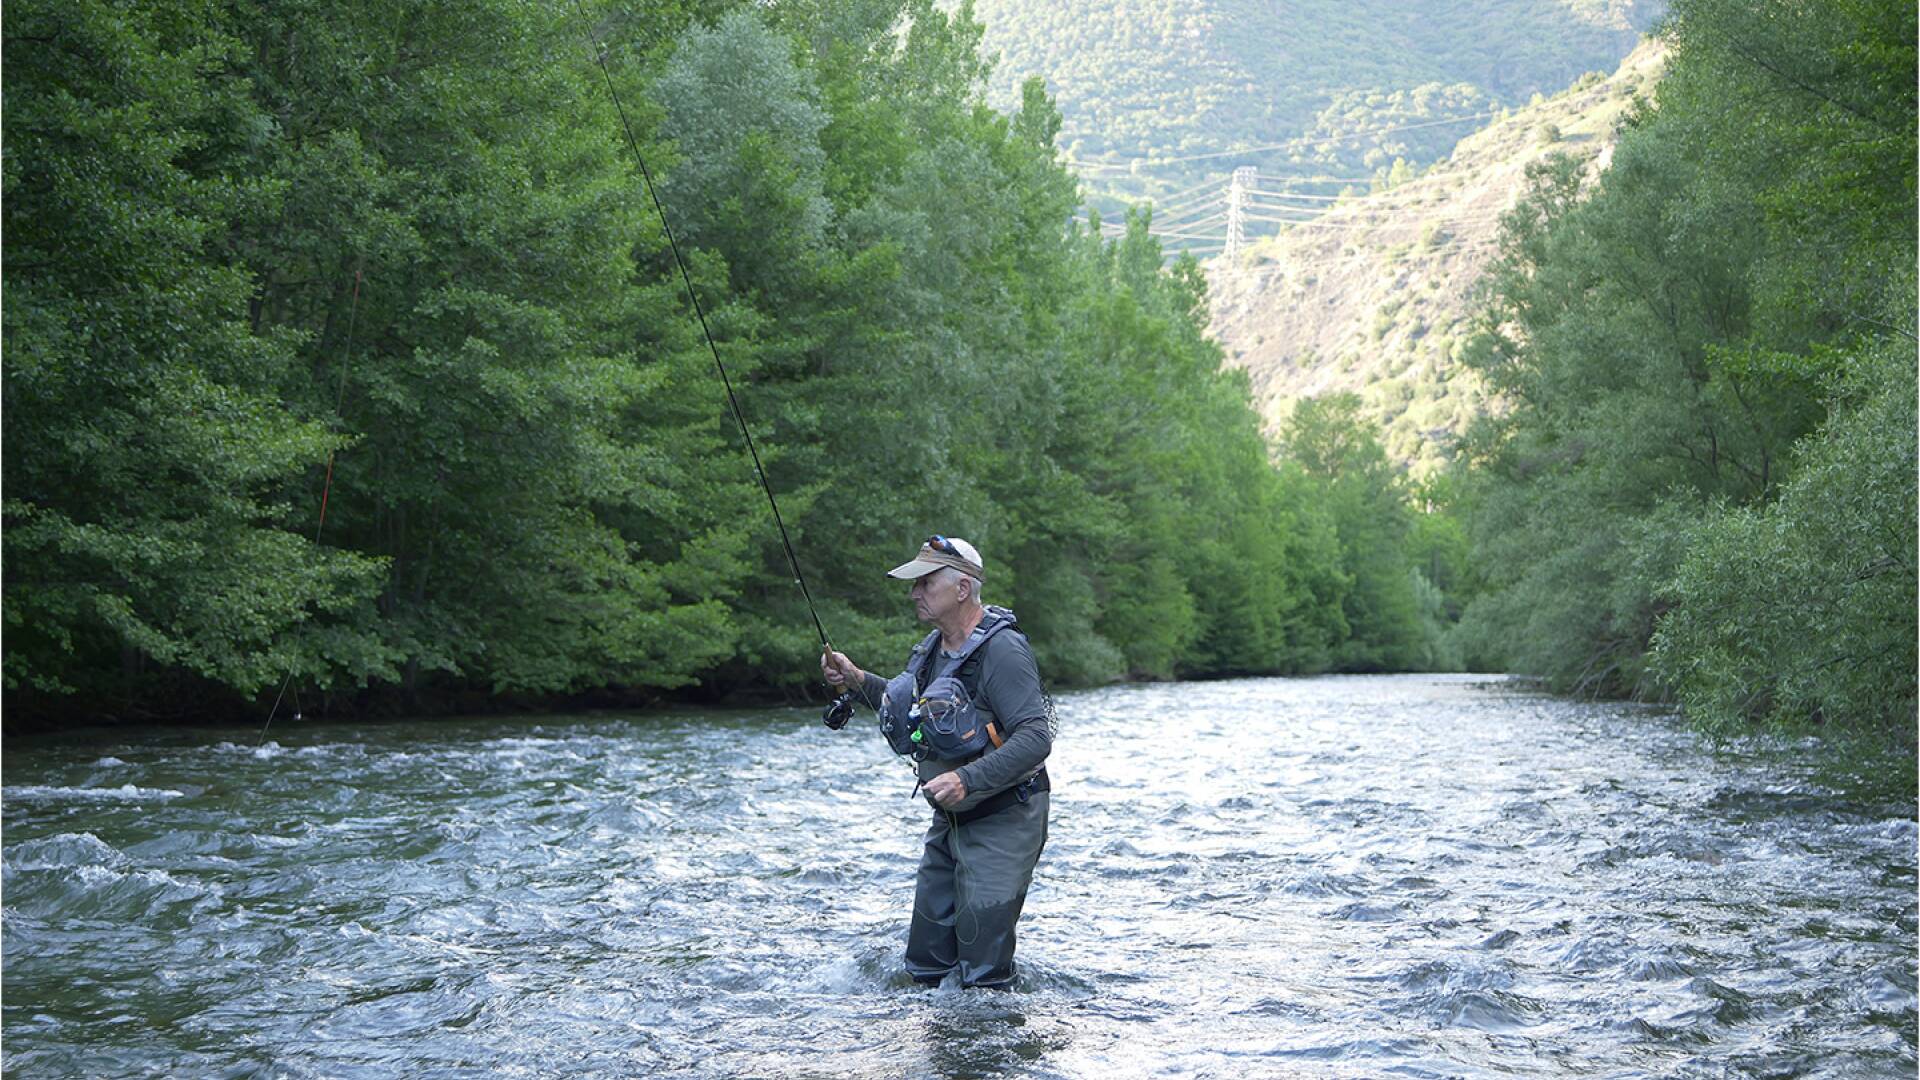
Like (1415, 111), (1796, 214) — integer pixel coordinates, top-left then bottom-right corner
(260, 269), (362, 746)
(572, 4), (849, 702)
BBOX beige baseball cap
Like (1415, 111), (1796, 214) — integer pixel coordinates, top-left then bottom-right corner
(887, 535), (985, 581)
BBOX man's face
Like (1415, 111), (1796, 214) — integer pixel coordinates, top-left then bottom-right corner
(910, 568), (965, 623)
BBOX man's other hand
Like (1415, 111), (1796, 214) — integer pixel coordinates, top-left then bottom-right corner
(925, 771), (967, 808)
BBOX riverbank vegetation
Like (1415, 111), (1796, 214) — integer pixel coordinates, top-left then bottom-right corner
(1450, 0), (1916, 781)
(6, 0), (1911, 788)
(4, 0), (1451, 723)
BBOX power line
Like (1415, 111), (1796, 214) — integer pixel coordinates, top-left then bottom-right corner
(1062, 111), (1499, 172)
(1076, 203), (1228, 233)
(1150, 229), (1231, 242)
(1080, 221), (1229, 243)
(1221, 238), (1501, 272)
(1238, 212), (1505, 231)
(1239, 173), (1383, 185)
(1078, 192), (1227, 228)
(1243, 182), (1522, 220)
(1140, 189), (1229, 219)
(1086, 198), (1508, 243)
(1238, 180), (1515, 224)
(1155, 206), (1230, 228)
(1228, 206), (1336, 221)
(1071, 151), (1525, 265)
(1242, 188), (1354, 202)
(1151, 211), (1228, 232)
(1237, 198), (1507, 221)
(1134, 206), (1223, 228)
(1121, 175), (1225, 207)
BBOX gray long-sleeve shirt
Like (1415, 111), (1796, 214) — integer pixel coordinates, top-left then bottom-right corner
(855, 627), (1053, 812)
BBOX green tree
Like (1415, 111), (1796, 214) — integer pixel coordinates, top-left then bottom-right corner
(3, 0), (1465, 723)
(1454, 0), (1915, 776)
(234, 0), (757, 698)
(3, 0), (391, 709)
(1281, 394), (1426, 671)
(1652, 332), (1916, 766)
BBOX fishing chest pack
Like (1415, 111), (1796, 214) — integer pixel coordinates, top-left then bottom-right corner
(878, 605), (1023, 762)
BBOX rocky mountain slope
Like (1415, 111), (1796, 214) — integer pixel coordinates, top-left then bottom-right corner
(1205, 40), (1666, 476)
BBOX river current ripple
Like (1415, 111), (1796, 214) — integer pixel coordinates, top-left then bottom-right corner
(3, 675), (1914, 1077)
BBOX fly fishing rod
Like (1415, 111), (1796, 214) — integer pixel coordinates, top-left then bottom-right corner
(574, 6), (858, 729)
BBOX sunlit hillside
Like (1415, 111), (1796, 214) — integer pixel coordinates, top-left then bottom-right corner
(1205, 40), (1666, 476)
(970, 0), (1661, 216)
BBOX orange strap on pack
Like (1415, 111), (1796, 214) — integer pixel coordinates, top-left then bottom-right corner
(986, 721), (1004, 749)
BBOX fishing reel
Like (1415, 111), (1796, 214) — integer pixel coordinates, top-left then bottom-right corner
(821, 691), (857, 730)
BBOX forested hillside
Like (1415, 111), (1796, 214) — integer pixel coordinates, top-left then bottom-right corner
(1208, 41), (1665, 476)
(1451, 0), (1915, 781)
(968, 0), (1659, 214)
(3, 0), (1456, 724)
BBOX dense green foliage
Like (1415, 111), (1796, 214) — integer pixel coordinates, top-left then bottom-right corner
(13, 0), (1901, 773)
(4, 0), (1451, 721)
(969, 0), (1654, 210)
(1279, 394), (1456, 672)
(1651, 336), (1915, 758)
(4, 0), (394, 704)
(1453, 0), (1916, 769)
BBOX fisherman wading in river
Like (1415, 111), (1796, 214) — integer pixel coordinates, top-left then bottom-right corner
(821, 536), (1054, 989)
(565, 49), (1057, 988)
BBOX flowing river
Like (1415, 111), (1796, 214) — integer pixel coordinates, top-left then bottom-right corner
(3, 674), (1914, 1077)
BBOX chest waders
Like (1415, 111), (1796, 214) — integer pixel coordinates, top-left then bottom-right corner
(905, 786), (1050, 988)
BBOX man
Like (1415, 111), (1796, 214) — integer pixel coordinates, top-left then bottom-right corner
(821, 535), (1054, 989)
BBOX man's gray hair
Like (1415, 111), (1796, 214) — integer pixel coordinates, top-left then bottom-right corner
(944, 565), (985, 605)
